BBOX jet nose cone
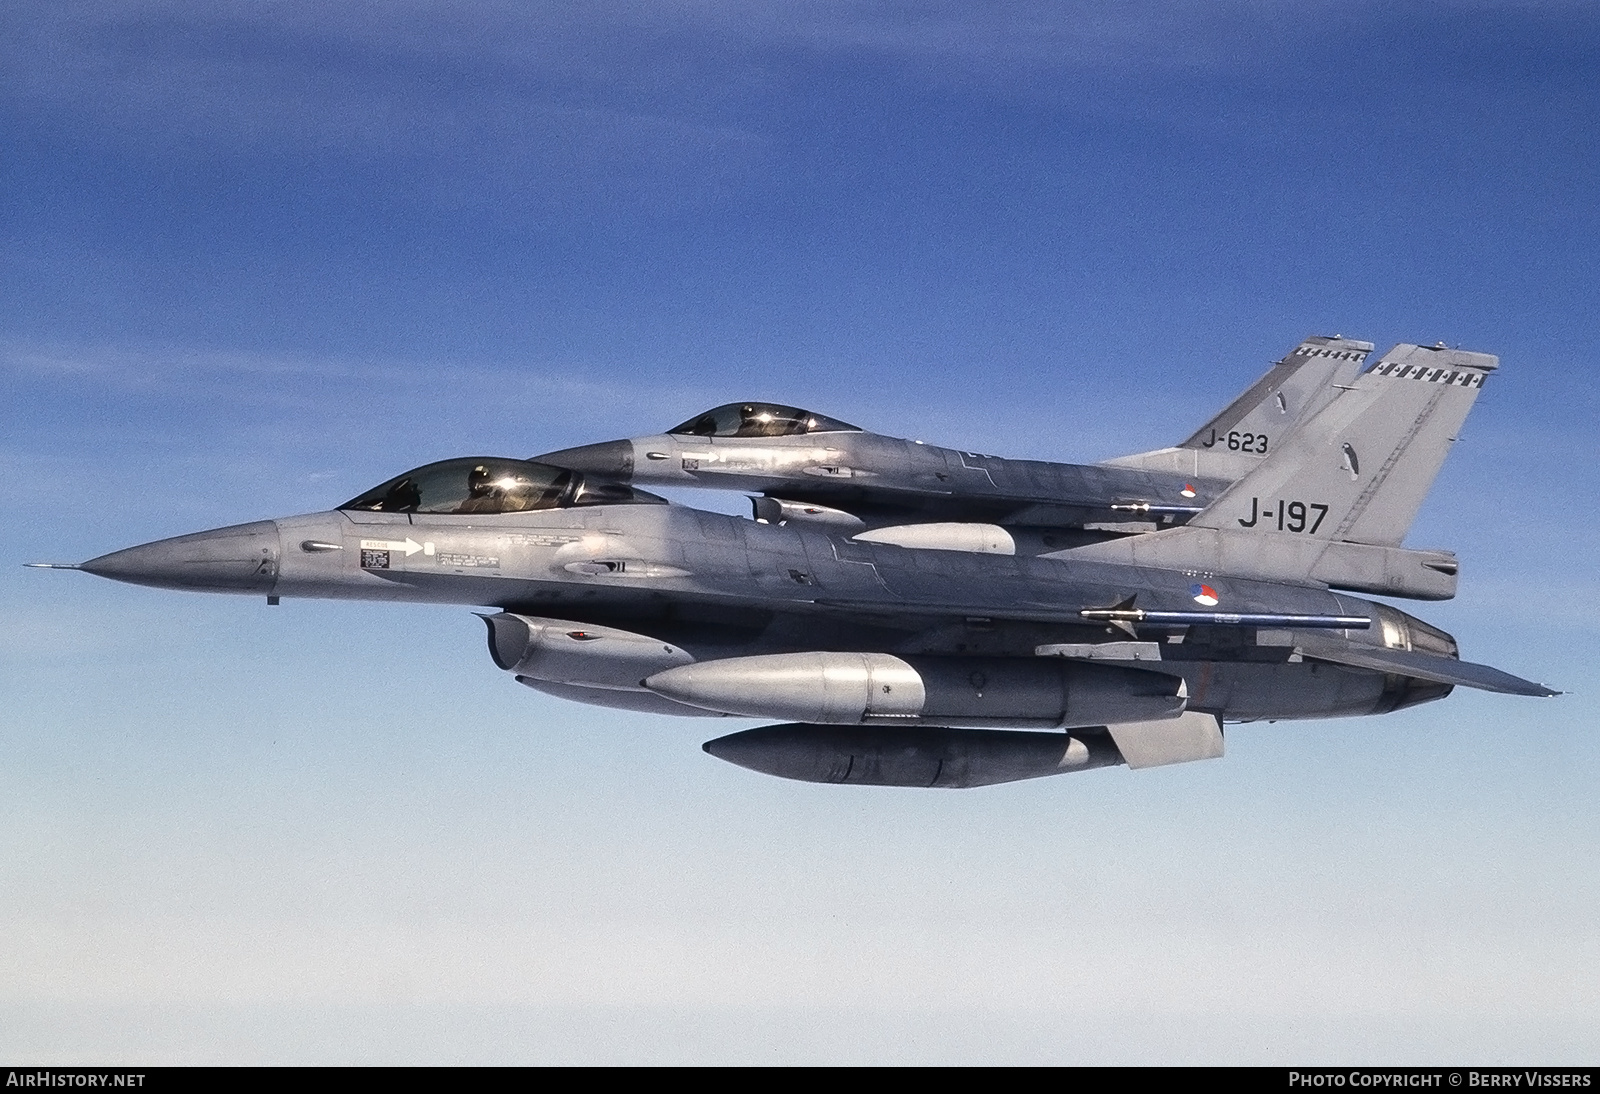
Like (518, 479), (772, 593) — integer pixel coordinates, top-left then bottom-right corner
(534, 439), (635, 479)
(81, 520), (281, 593)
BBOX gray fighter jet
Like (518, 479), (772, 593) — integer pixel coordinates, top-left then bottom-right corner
(537, 335), (1418, 574)
(36, 341), (1555, 788)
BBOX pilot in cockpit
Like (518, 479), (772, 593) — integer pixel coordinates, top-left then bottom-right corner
(457, 464), (503, 513)
(667, 402), (860, 439)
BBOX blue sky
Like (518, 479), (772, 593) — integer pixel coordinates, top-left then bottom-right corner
(3, 1), (1598, 1063)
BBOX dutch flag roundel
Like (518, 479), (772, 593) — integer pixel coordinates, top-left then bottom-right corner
(1191, 583), (1220, 607)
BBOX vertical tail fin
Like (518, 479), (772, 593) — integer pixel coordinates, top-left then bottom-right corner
(1176, 335), (1372, 454)
(1188, 343), (1497, 546)
(1102, 335), (1373, 480)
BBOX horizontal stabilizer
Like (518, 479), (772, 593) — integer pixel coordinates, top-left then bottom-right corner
(1297, 640), (1558, 697)
(1052, 521), (1461, 601)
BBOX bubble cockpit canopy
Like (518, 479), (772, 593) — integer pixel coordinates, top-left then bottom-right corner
(339, 457), (665, 515)
(667, 402), (860, 439)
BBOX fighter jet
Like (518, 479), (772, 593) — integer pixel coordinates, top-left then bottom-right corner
(35, 341), (1555, 788)
(538, 335), (1426, 579)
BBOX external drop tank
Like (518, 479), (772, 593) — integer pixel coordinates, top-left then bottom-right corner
(702, 723), (1128, 788)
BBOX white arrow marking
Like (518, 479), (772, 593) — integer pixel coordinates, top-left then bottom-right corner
(359, 538), (424, 556)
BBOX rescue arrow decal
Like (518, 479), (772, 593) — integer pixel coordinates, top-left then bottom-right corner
(360, 538), (426, 556)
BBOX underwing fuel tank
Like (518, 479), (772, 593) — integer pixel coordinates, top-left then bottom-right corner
(644, 652), (1187, 728)
(703, 724), (1126, 788)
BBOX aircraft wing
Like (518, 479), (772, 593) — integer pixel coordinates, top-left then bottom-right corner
(1031, 631), (1559, 698)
